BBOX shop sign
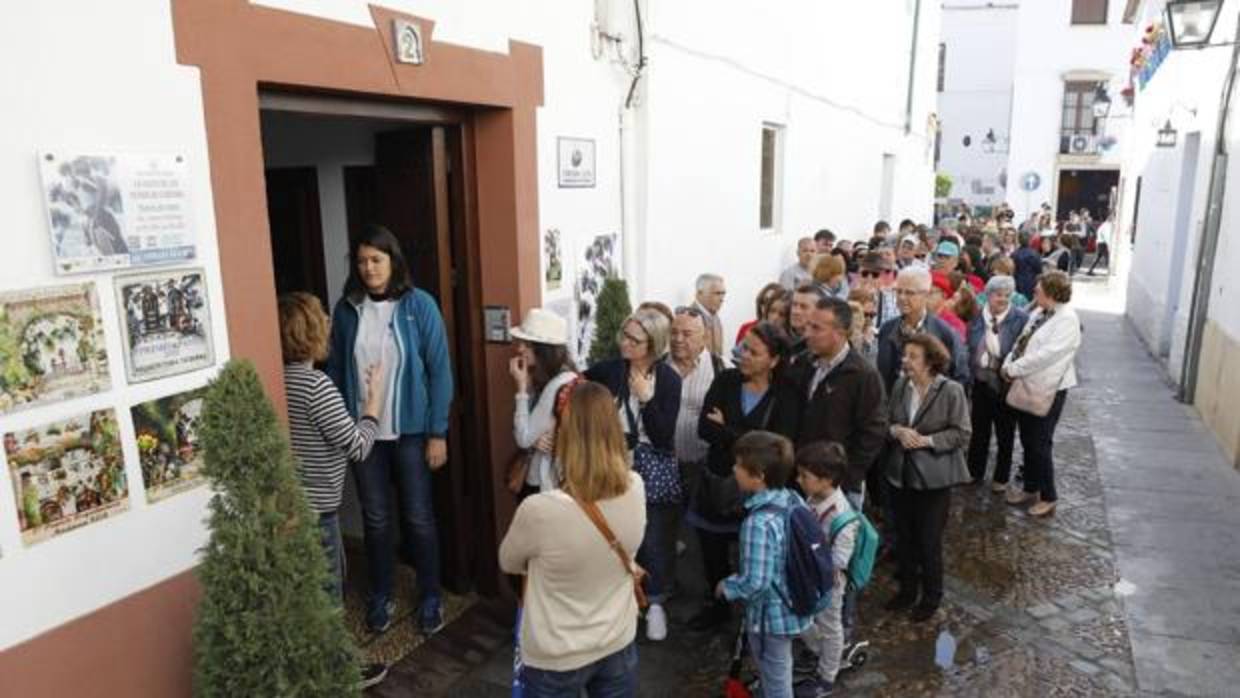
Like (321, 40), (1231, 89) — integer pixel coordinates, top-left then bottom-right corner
(557, 137), (596, 188)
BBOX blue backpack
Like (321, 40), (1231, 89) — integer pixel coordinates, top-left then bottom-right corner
(827, 509), (880, 591)
(759, 504), (834, 617)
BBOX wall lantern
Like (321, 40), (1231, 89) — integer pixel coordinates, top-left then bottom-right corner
(1157, 119), (1179, 147)
(1092, 85), (1113, 118)
(1166, 0), (1224, 49)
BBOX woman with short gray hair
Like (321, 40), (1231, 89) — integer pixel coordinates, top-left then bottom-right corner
(585, 307), (683, 642)
(965, 275), (1029, 489)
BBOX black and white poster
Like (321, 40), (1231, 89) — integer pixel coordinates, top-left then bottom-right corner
(115, 268), (214, 383)
(39, 151), (197, 275)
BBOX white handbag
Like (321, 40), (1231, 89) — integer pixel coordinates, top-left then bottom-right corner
(1004, 376), (1054, 417)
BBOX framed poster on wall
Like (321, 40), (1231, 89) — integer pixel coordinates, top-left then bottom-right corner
(0, 282), (111, 417)
(115, 268), (215, 383)
(5, 409), (129, 546)
(557, 137), (596, 188)
(131, 387), (208, 503)
(39, 151), (197, 275)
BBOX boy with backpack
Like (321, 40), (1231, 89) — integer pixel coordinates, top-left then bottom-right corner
(792, 441), (878, 696)
(716, 431), (822, 698)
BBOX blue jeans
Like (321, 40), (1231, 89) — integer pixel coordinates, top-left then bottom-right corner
(317, 511), (344, 603)
(637, 503), (680, 604)
(521, 642), (637, 698)
(352, 437), (441, 624)
(747, 633), (793, 698)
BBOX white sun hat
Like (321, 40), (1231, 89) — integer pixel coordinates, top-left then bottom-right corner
(509, 308), (569, 346)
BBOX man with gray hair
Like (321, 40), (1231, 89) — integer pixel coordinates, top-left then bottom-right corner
(693, 273), (727, 356)
(876, 266), (969, 394)
(779, 237), (816, 291)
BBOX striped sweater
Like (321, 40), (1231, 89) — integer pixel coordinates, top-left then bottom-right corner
(284, 362), (379, 513)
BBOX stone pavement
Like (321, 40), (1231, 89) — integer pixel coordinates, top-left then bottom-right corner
(1077, 309), (1240, 697)
(365, 275), (1240, 697)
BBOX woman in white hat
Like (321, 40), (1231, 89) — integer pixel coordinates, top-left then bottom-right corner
(509, 308), (580, 497)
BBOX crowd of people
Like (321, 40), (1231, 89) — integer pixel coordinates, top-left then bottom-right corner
(269, 208), (1090, 696)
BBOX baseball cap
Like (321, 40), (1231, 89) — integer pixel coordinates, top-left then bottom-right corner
(934, 240), (960, 257)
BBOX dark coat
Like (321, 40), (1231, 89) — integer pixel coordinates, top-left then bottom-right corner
(876, 313), (970, 395)
(966, 306), (1030, 375)
(698, 369), (800, 478)
(1011, 247), (1042, 297)
(883, 375), (972, 491)
(584, 358), (682, 452)
(789, 348), (888, 493)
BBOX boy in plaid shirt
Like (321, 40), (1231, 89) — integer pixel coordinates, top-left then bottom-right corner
(716, 431), (813, 698)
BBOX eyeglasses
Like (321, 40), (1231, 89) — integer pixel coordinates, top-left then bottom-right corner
(859, 270), (887, 279)
(914, 254), (927, 260)
(618, 330), (648, 345)
(935, 253), (955, 260)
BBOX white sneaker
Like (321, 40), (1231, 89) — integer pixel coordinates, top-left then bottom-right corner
(645, 603), (668, 641)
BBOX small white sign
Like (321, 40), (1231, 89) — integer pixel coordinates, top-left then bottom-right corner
(557, 137), (596, 188)
(393, 19), (424, 65)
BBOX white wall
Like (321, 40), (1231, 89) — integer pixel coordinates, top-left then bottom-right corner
(634, 0), (941, 345)
(937, 2), (1019, 209)
(0, 0), (229, 650)
(1006, 0), (1137, 219)
(1122, 0), (1236, 375)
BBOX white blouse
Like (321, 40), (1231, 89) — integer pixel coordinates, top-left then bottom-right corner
(514, 370), (579, 491)
(354, 297), (399, 440)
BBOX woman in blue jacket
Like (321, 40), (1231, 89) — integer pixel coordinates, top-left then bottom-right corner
(325, 224), (454, 636)
(584, 307), (682, 642)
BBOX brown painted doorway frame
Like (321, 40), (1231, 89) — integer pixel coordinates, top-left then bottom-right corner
(174, 0), (546, 595)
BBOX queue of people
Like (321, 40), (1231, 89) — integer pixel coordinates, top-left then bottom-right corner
(267, 208), (1084, 697)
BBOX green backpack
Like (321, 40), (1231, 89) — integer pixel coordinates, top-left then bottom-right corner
(828, 509), (880, 590)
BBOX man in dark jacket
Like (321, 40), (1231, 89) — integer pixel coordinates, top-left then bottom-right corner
(876, 267), (970, 394)
(1011, 231), (1042, 298)
(792, 296), (888, 501)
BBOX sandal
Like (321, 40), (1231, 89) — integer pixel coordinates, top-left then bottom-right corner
(1006, 490), (1036, 506)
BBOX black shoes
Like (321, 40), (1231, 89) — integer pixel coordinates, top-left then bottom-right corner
(687, 601), (731, 632)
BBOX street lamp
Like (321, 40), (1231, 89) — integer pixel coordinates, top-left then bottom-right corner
(1157, 120), (1179, 147)
(1092, 85), (1112, 119)
(1166, 0), (1224, 49)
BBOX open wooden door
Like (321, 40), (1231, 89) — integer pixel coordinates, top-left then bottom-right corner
(373, 126), (482, 593)
(264, 166), (328, 309)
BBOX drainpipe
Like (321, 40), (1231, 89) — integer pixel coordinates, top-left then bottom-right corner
(904, 0), (923, 135)
(1179, 11), (1240, 403)
(619, 0), (647, 297)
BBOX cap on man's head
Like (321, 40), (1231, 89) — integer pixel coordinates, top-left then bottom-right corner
(934, 240), (960, 257)
(898, 234), (919, 248)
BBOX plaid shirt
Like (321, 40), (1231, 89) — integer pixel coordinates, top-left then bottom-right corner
(721, 488), (814, 637)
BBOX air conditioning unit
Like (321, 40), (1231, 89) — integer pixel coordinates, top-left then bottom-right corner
(1068, 134), (1098, 155)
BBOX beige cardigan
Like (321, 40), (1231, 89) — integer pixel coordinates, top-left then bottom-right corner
(498, 473), (646, 671)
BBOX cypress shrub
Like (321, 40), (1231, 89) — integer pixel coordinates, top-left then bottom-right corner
(192, 360), (359, 697)
(587, 276), (632, 365)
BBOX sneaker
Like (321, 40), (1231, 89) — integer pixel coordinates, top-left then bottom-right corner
(793, 647), (819, 678)
(356, 662), (389, 690)
(794, 674), (834, 697)
(686, 601), (730, 632)
(418, 599), (446, 636)
(366, 600), (397, 634)
(1029, 500), (1058, 517)
(645, 603), (668, 641)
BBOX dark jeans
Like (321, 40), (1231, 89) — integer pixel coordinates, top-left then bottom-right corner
(892, 486), (951, 606)
(1016, 390), (1068, 503)
(318, 511), (344, 603)
(967, 382), (1017, 483)
(522, 642), (637, 698)
(638, 503), (681, 604)
(353, 436), (441, 622)
(1088, 242), (1110, 273)
(697, 527), (736, 591)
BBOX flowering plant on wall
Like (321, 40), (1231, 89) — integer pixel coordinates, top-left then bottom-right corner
(1130, 21), (1171, 90)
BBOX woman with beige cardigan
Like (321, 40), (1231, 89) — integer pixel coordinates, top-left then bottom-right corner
(499, 381), (647, 697)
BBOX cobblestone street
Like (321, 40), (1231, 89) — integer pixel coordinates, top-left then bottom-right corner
(363, 276), (1240, 697)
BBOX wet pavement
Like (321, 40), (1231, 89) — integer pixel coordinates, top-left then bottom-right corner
(366, 274), (1240, 697)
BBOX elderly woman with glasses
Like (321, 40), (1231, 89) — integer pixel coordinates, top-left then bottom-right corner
(965, 275), (1030, 489)
(584, 308), (683, 642)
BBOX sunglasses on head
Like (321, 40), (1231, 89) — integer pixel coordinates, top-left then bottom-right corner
(674, 305), (703, 318)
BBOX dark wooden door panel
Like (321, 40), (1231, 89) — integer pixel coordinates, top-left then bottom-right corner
(264, 166), (328, 310)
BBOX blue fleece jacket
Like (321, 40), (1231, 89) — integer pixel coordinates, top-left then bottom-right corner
(325, 289), (454, 438)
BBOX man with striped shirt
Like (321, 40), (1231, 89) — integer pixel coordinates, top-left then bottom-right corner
(278, 292), (389, 690)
